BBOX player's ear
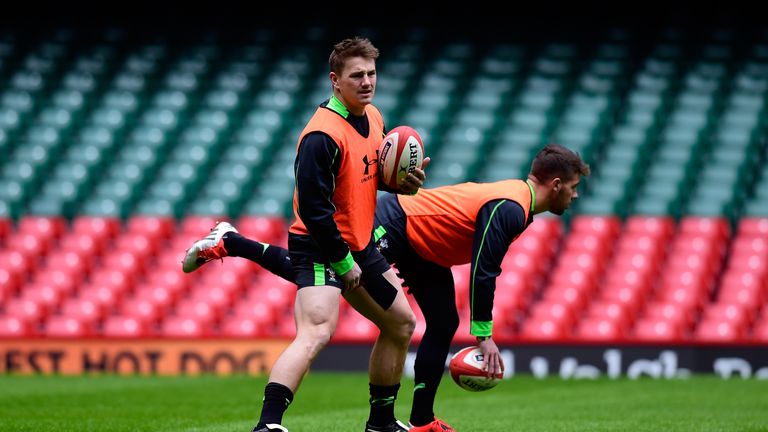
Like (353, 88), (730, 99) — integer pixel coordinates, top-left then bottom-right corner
(330, 72), (339, 90)
(551, 177), (562, 192)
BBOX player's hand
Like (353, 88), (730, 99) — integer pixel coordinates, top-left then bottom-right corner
(478, 337), (502, 378)
(399, 157), (430, 194)
(340, 262), (362, 292)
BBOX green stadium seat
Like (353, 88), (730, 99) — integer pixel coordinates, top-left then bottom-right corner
(102, 90), (140, 113)
(113, 72), (148, 93)
(2, 90), (35, 114)
(576, 196), (624, 216)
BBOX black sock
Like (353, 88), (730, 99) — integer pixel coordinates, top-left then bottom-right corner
(410, 382), (437, 426)
(223, 232), (296, 282)
(367, 383), (400, 426)
(223, 232), (266, 259)
(256, 382), (294, 427)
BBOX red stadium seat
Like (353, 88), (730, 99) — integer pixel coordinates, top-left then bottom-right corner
(600, 285), (647, 316)
(127, 215), (176, 238)
(189, 285), (236, 310)
(613, 233), (667, 264)
(102, 250), (146, 274)
(586, 300), (634, 330)
(0, 250), (30, 275)
(102, 315), (150, 337)
(120, 297), (163, 324)
(78, 284), (125, 310)
(44, 315), (93, 337)
(512, 234), (552, 263)
(235, 215), (286, 243)
(160, 316), (212, 337)
(603, 267), (654, 293)
(60, 298), (105, 323)
(658, 270), (709, 297)
(519, 315), (568, 340)
(737, 217), (768, 238)
(525, 217), (563, 241)
(89, 268), (135, 293)
(701, 303), (751, 330)
(72, 216), (121, 238)
(751, 318), (768, 342)
(220, 316), (269, 337)
(33, 268), (81, 296)
(333, 312), (378, 342)
(562, 232), (613, 255)
(502, 250), (544, 276)
(232, 298), (278, 327)
(642, 301), (695, 329)
(17, 216), (67, 239)
(632, 317), (685, 341)
(528, 300), (578, 328)
(624, 216), (675, 239)
(542, 283), (592, 311)
(0, 316), (32, 337)
(719, 270), (766, 297)
(14, 233), (50, 260)
(493, 282), (531, 313)
(146, 268), (189, 293)
(694, 319), (746, 342)
(557, 250), (606, 275)
(21, 283), (67, 311)
(678, 216), (730, 239)
(549, 266), (599, 294)
(717, 285), (763, 320)
(274, 318), (297, 338)
(114, 232), (156, 256)
(174, 299), (220, 324)
(44, 250), (92, 275)
(726, 247), (768, 275)
(249, 274), (296, 311)
(575, 317), (625, 341)
(570, 215), (621, 238)
(58, 232), (105, 258)
(134, 284), (180, 312)
(195, 269), (246, 297)
(181, 216), (230, 235)
(656, 286), (708, 311)
(0, 267), (21, 295)
(610, 250), (661, 275)
(0, 217), (11, 242)
(3, 298), (47, 323)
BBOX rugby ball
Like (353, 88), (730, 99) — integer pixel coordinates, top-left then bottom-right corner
(378, 125), (424, 190)
(449, 346), (504, 392)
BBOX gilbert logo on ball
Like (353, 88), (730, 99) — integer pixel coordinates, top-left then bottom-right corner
(378, 125), (424, 190)
(449, 346), (504, 392)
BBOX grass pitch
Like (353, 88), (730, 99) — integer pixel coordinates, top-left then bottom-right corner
(0, 373), (766, 431)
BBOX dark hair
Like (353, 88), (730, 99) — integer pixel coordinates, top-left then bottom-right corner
(530, 143), (591, 182)
(329, 37), (380, 74)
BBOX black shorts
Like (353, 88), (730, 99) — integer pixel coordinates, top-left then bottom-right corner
(288, 232), (397, 309)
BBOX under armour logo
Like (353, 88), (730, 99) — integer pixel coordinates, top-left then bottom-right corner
(362, 150), (379, 175)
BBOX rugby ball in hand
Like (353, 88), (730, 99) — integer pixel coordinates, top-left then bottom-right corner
(378, 125), (424, 190)
(449, 346), (504, 392)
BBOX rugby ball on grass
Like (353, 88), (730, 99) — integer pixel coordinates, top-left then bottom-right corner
(378, 125), (424, 190)
(449, 346), (504, 392)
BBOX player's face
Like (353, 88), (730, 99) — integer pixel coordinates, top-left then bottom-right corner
(332, 56), (376, 116)
(550, 176), (581, 215)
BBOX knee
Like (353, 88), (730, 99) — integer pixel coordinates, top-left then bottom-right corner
(384, 307), (417, 344)
(297, 322), (335, 358)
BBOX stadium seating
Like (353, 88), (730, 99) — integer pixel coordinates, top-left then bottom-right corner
(0, 23), (766, 347)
